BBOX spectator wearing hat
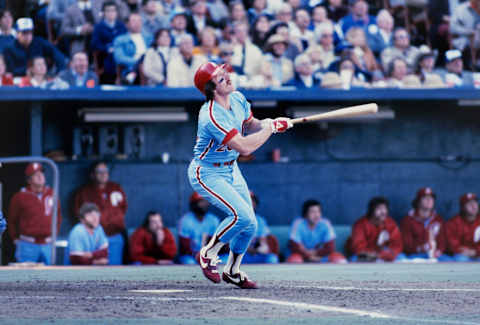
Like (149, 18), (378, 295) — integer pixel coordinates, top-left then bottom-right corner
(243, 192), (279, 264)
(186, 0), (218, 40)
(287, 199), (347, 264)
(290, 9), (315, 51)
(436, 49), (474, 87)
(60, 0), (101, 56)
(177, 192), (223, 264)
(169, 8), (190, 46)
(445, 193), (480, 262)
(58, 51), (98, 87)
(130, 210), (177, 265)
(141, 0), (168, 37)
(262, 33), (294, 87)
(4, 18), (67, 77)
(0, 10), (15, 53)
(73, 161), (128, 265)
(91, 1), (127, 85)
(267, 21), (301, 61)
(366, 9), (394, 57)
(325, 0), (348, 23)
(400, 187), (450, 261)
(68, 202), (109, 265)
(339, 0), (375, 35)
(142, 28), (173, 86)
(285, 53), (320, 88)
(113, 12), (153, 84)
(380, 27), (420, 72)
(346, 197), (404, 262)
(231, 21), (264, 78)
(166, 33), (207, 87)
(8, 163), (62, 265)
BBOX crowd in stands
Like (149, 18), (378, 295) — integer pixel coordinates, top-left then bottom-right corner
(4, 162), (480, 265)
(0, 0), (478, 89)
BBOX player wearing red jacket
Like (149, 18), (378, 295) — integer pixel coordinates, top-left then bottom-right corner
(346, 197), (404, 262)
(8, 163), (62, 265)
(130, 211), (177, 265)
(400, 187), (451, 261)
(74, 161), (128, 265)
(445, 193), (480, 261)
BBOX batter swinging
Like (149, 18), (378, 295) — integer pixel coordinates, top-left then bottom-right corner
(188, 62), (292, 289)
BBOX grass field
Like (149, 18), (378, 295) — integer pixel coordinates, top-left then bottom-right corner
(0, 263), (479, 325)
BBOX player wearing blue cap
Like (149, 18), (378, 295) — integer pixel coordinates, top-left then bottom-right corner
(189, 61), (292, 288)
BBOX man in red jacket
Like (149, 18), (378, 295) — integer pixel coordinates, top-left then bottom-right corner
(346, 197), (404, 262)
(401, 187), (451, 261)
(74, 161), (128, 265)
(445, 193), (480, 262)
(8, 163), (62, 265)
(130, 211), (177, 264)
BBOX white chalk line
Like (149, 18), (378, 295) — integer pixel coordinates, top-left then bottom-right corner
(129, 289), (192, 294)
(296, 286), (480, 292)
(1, 295), (479, 325)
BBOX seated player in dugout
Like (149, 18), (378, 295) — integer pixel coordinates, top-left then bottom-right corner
(287, 199), (346, 263)
(401, 187), (451, 261)
(177, 192), (228, 264)
(130, 211), (177, 265)
(242, 191), (279, 264)
(445, 193), (480, 262)
(68, 203), (108, 265)
(346, 197), (405, 262)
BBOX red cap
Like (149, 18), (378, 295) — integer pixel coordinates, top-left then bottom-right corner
(460, 192), (477, 206)
(194, 62), (233, 94)
(416, 187), (435, 199)
(25, 162), (43, 177)
(189, 192), (204, 203)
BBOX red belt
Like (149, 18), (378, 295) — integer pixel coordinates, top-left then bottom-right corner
(212, 160), (235, 167)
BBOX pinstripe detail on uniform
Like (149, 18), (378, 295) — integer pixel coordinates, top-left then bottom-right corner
(199, 139), (214, 160)
(195, 166), (238, 239)
(208, 100), (228, 135)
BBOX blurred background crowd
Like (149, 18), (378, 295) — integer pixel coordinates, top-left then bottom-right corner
(0, 0), (478, 90)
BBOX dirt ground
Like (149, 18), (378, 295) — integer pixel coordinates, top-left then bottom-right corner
(0, 263), (479, 325)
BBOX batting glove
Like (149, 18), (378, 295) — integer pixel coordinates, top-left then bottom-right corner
(0, 212), (6, 236)
(272, 117), (293, 133)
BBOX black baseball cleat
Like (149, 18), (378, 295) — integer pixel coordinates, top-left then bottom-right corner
(222, 271), (258, 289)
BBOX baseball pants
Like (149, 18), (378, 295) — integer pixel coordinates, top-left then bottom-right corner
(188, 160), (257, 255)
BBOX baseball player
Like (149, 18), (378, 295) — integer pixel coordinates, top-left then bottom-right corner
(8, 163), (62, 265)
(287, 199), (346, 263)
(189, 61), (292, 289)
(400, 187), (450, 261)
(445, 193), (480, 261)
(346, 197), (404, 262)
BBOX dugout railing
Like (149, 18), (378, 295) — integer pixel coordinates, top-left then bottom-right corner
(0, 157), (60, 265)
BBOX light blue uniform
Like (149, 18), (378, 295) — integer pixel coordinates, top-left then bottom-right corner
(66, 223), (109, 264)
(289, 217), (336, 262)
(177, 211), (220, 264)
(188, 91), (257, 255)
(243, 214), (279, 264)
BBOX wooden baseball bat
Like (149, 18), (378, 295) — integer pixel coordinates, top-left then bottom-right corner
(290, 103), (378, 125)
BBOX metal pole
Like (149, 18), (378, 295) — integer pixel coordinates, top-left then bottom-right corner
(0, 157), (59, 265)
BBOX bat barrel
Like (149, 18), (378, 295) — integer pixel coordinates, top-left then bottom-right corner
(291, 103), (378, 125)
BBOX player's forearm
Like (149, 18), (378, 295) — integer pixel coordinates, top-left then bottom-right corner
(228, 127), (272, 156)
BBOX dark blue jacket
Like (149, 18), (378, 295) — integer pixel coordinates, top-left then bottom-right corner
(91, 20), (127, 75)
(3, 37), (66, 76)
(284, 73), (321, 88)
(0, 35), (14, 54)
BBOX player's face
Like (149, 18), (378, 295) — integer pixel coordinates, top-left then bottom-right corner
(28, 171), (45, 187)
(372, 204), (388, 223)
(306, 205), (322, 225)
(84, 210), (100, 229)
(419, 195), (435, 211)
(213, 68), (234, 95)
(464, 200), (479, 217)
(94, 163), (109, 185)
(148, 214), (164, 232)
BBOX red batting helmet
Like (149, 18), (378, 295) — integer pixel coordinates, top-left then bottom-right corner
(25, 162), (43, 177)
(194, 62), (233, 94)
